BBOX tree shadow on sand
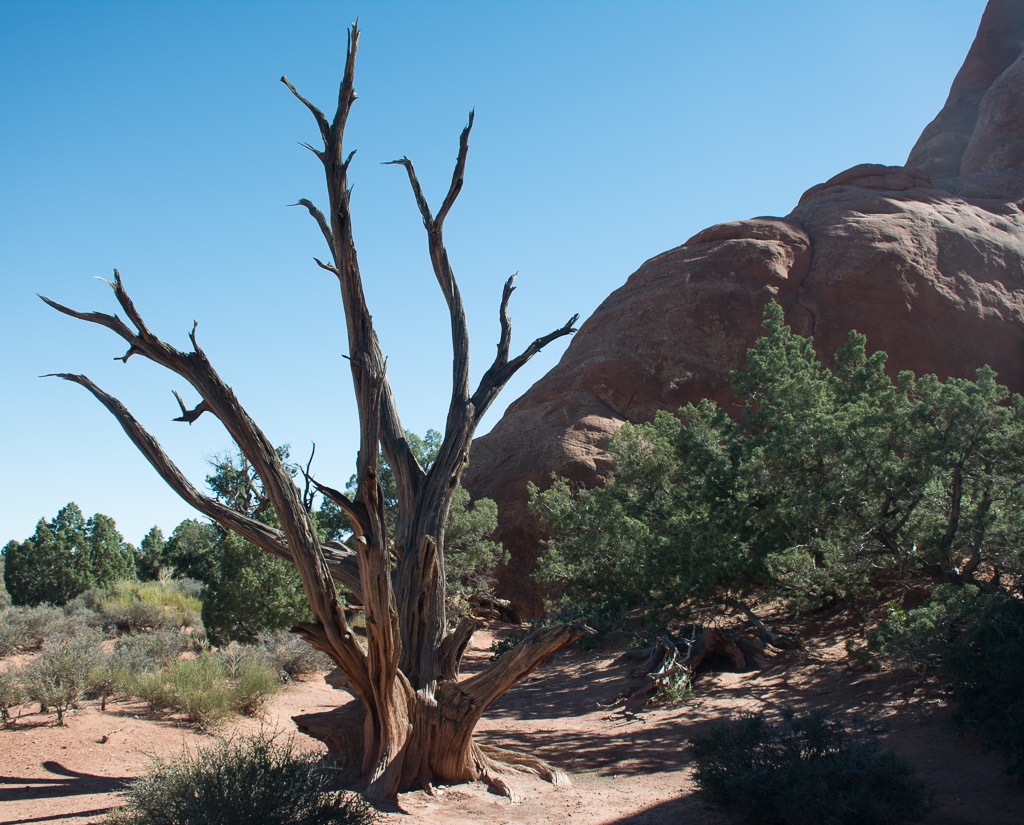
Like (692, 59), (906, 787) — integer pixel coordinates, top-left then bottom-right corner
(0, 760), (130, 824)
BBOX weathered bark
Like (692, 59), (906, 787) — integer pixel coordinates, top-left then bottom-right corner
(725, 600), (804, 651)
(43, 23), (584, 800)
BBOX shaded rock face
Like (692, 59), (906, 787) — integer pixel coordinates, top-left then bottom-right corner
(465, 0), (1024, 616)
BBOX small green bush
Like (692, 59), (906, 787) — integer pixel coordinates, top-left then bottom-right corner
(213, 643), (283, 715)
(23, 632), (103, 724)
(158, 655), (235, 729)
(128, 670), (169, 714)
(689, 709), (930, 825)
(104, 732), (377, 825)
(215, 641), (278, 680)
(126, 655), (230, 727)
(230, 659), (282, 717)
(89, 636), (179, 712)
(88, 658), (121, 711)
(128, 651), (280, 727)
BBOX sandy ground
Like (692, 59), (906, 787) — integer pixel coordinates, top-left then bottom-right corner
(1, 624), (1022, 825)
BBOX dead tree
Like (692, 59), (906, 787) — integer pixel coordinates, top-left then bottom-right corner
(42, 24), (589, 800)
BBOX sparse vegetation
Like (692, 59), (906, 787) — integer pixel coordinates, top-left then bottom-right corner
(104, 732), (377, 825)
(22, 632), (103, 724)
(127, 651), (282, 728)
(689, 709), (931, 825)
(871, 585), (1024, 784)
(0, 604), (94, 656)
(256, 628), (334, 680)
(82, 578), (203, 633)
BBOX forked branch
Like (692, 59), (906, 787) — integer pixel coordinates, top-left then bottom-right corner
(283, 23), (421, 530)
(41, 275), (362, 648)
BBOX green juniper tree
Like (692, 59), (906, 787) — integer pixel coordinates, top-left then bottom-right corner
(135, 526), (168, 581)
(533, 302), (1024, 622)
(3, 503), (135, 606)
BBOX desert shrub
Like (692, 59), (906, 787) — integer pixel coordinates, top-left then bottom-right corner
(87, 634), (183, 712)
(0, 605), (95, 656)
(129, 651), (279, 727)
(0, 668), (24, 726)
(257, 629), (333, 680)
(0, 605), (64, 655)
(868, 584), (984, 667)
(213, 643), (283, 715)
(129, 656), (221, 724)
(874, 585), (1024, 782)
(23, 631), (104, 724)
(128, 671), (169, 714)
(88, 658), (121, 711)
(943, 594), (1024, 783)
(82, 579), (203, 633)
(230, 659), (282, 716)
(689, 709), (930, 825)
(104, 731), (376, 825)
(111, 627), (198, 673)
(215, 641), (278, 679)
(149, 655), (235, 728)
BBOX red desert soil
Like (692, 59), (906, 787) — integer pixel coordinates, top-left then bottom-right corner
(1, 625), (1021, 825)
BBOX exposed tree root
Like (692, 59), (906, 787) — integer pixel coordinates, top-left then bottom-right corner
(478, 743), (570, 785)
(475, 742), (570, 803)
(606, 621), (792, 712)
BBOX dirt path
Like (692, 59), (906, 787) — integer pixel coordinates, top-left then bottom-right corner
(1, 626), (1021, 824)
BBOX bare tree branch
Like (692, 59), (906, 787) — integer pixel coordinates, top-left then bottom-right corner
(281, 74), (330, 145)
(436, 110), (474, 227)
(308, 477), (368, 538)
(292, 199), (335, 258)
(45, 23), (585, 797)
(470, 305), (580, 426)
(460, 619), (595, 712)
(44, 372), (363, 596)
(313, 257), (339, 275)
(172, 390), (211, 424)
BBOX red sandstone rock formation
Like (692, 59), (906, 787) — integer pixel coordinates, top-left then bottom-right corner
(465, 0), (1024, 615)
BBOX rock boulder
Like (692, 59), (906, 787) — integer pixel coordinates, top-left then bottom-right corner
(465, 0), (1024, 616)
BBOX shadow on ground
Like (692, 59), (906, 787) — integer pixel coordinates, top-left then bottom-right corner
(0, 760), (129, 824)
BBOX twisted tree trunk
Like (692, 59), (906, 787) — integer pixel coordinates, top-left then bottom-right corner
(43, 23), (587, 800)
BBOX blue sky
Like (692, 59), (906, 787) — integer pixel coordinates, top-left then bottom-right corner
(1, 0), (988, 549)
